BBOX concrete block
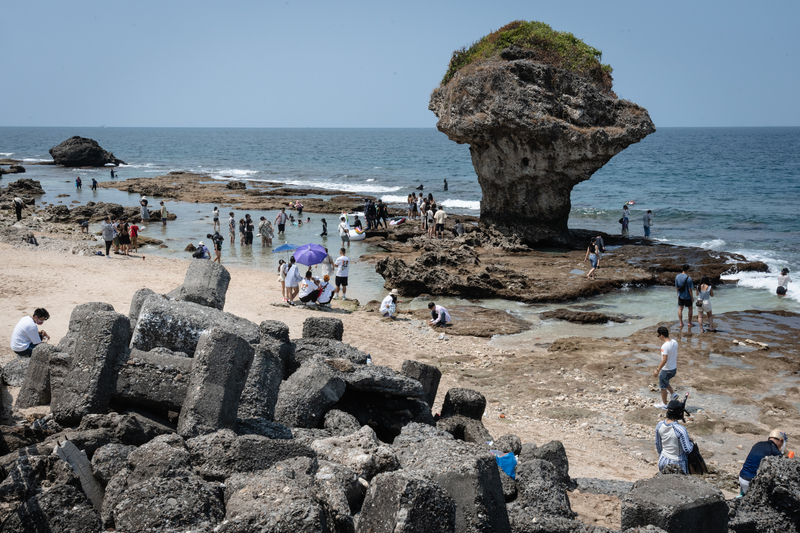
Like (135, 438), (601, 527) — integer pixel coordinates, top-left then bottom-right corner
(401, 359), (442, 408)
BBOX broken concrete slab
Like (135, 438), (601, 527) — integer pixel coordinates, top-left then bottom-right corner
(113, 348), (193, 411)
(514, 459), (574, 519)
(342, 365), (425, 398)
(1, 484), (102, 533)
(274, 358), (346, 429)
(401, 360), (442, 408)
(440, 388), (486, 420)
(90, 443), (136, 486)
(303, 316), (344, 341)
(311, 425), (399, 481)
(54, 439), (104, 512)
(177, 328), (255, 438)
(237, 340), (284, 421)
(1, 357), (29, 387)
(15, 343), (56, 408)
(128, 287), (157, 330)
(258, 319), (291, 343)
(167, 260), (231, 311)
(437, 414), (494, 446)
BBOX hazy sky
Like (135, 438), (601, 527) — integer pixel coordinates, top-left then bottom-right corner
(3, 0), (798, 128)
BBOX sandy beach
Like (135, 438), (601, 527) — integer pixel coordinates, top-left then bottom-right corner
(3, 226), (799, 528)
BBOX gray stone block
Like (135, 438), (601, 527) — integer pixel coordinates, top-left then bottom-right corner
(177, 328), (255, 438)
(440, 387), (486, 420)
(237, 341), (284, 421)
(1, 484), (102, 533)
(394, 423), (511, 533)
(519, 442), (538, 461)
(342, 365), (425, 398)
(324, 409), (362, 436)
(130, 297), (259, 355)
(356, 470), (457, 533)
(621, 474), (728, 533)
(0, 454), (80, 524)
(529, 440), (570, 484)
(50, 309), (131, 426)
(15, 344), (56, 408)
(90, 443), (136, 486)
(311, 425), (399, 481)
(186, 429), (316, 482)
(401, 359), (442, 408)
(729, 456), (800, 533)
(1, 357), (29, 387)
(515, 459), (574, 519)
(168, 260), (231, 310)
(291, 338), (369, 373)
(113, 348), (193, 411)
(302, 316), (344, 341)
(259, 319), (290, 343)
(274, 359), (346, 428)
(437, 414), (494, 446)
(233, 418), (293, 439)
(56, 302), (116, 354)
(499, 469), (517, 502)
(128, 287), (156, 330)
(495, 434), (523, 455)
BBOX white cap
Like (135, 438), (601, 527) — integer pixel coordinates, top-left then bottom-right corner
(198, 241), (204, 246)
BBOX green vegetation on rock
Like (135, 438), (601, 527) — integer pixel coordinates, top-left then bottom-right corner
(441, 20), (614, 93)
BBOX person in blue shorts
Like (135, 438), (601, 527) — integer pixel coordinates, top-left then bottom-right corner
(653, 326), (679, 409)
(583, 238), (599, 280)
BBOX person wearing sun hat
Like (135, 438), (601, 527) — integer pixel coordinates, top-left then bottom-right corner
(655, 399), (694, 474)
(739, 429), (788, 495)
(139, 195), (150, 221)
(380, 289), (401, 319)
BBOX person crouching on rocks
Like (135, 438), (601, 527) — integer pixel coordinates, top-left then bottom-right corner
(428, 302), (451, 327)
(655, 400), (694, 474)
(380, 289), (401, 319)
(739, 430), (787, 495)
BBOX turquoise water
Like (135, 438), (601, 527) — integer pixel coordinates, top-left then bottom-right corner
(2, 127), (799, 335)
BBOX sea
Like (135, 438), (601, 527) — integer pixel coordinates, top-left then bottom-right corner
(2, 127), (799, 345)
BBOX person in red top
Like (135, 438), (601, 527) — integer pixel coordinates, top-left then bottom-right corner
(129, 222), (140, 253)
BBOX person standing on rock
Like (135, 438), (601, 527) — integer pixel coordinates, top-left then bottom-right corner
(139, 196), (149, 222)
(160, 201), (168, 226)
(91, 178), (98, 191)
(675, 264), (694, 329)
(739, 430), (787, 495)
(101, 216), (115, 257)
(10, 308), (49, 357)
(428, 302), (451, 327)
(583, 238), (599, 280)
(275, 208), (289, 235)
(212, 207), (220, 232)
(643, 210), (653, 238)
(696, 276), (715, 333)
(333, 248), (350, 301)
(377, 200), (389, 229)
(653, 326), (679, 409)
(655, 399), (693, 474)
(12, 196), (24, 221)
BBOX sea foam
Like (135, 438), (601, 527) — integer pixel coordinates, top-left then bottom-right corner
(441, 199), (480, 210)
(251, 178), (401, 194)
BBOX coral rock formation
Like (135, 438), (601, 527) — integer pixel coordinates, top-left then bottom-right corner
(49, 136), (125, 167)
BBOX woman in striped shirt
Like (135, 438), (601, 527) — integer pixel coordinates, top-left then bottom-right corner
(655, 400), (694, 474)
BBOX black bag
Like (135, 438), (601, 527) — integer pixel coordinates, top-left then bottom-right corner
(687, 440), (709, 475)
(619, 218), (624, 224)
(192, 249), (205, 259)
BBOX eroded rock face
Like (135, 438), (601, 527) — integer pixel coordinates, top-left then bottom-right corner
(49, 136), (125, 167)
(429, 59), (655, 245)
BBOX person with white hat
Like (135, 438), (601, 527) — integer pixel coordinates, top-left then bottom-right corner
(739, 429), (788, 495)
(139, 196), (150, 221)
(193, 241), (210, 259)
(380, 289), (401, 319)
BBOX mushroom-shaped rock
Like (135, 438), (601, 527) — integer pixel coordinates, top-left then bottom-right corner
(429, 20), (655, 245)
(49, 136), (125, 166)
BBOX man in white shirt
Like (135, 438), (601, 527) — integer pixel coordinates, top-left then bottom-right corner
(10, 308), (50, 356)
(333, 248), (350, 300)
(284, 257), (302, 305)
(433, 206), (447, 240)
(298, 271), (319, 305)
(428, 302), (451, 327)
(338, 216), (350, 246)
(653, 326), (679, 409)
(275, 208), (289, 235)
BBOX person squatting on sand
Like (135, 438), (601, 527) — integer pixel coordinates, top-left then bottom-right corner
(584, 237), (599, 280)
(655, 399), (694, 474)
(428, 302), (451, 327)
(380, 289), (401, 319)
(653, 326), (679, 409)
(696, 276), (715, 333)
(298, 270), (319, 305)
(777, 267), (791, 296)
(675, 264), (694, 328)
(10, 308), (49, 357)
(739, 430), (788, 495)
(333, 248), (350, 301)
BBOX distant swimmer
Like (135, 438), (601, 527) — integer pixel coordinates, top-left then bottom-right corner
(415, 184), (424, 190)
(443, 179), (448, 191)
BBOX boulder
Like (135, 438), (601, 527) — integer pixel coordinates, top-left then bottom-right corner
(1, 484), (102, 533)
(2, 178), (44, 196)
(130, 297), (259, 355)
(177, 328), (255, 438)
(333, 390), (435, 444)
(80, 409), (175, 447)
(303, 316), (344, 341)
(621, 474), (727, 533)
(440, 388), (486, 420)
(401, 360), (442, 408)
(342, 365), (425, 398)
(186, 429), (316, 482)
(437, 414), (494, 446)
(221, 456), (325, 533)
(53, 439), (104, 512)
(499, 469), (517, 502)
(429, 25), (655, 245)
(49, 136), (125, 166)
(236, 340), (284, 421)
(15, 343), (55, 408)
(519, 442), (539, 461)
(729, 456), (800, 532)
(167, 260), (231, 311)
(113, 348), (193, 411)
(1, 357), (29, 387)
(394, 423), (510, 533)
(355, 470), (457, 533)
(540, 309), (627, 324)
(233, 418), (293, 439)
(311, 425), (399, 480)
(0, 455), (80, 523)
(291, 338), (369, 373)
(49, 309), (131, 426)
(274, 359), (346, 428)
(128, 287), (156, 330)
(90, 443), (136, 486)
(514, 459), (574, 519)
(495, 434), (523, 456)
(55, 302), (116, 354)
(313, 460), (362, 533)
(529, 440), (571, 484)
(324, 409), (362, 436)
(259, 319), (291, 343)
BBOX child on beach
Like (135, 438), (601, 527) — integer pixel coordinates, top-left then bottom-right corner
(129, 222), (140, 253)
(80, 220), (89, 234)
(277, 259), (288, 301)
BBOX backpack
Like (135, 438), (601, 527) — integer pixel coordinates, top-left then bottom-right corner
(687, 441), (709, 475)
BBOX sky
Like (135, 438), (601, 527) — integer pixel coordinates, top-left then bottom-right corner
(2, 0), (799, 128)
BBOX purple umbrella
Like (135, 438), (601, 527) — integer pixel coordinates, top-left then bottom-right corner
(292, 243), (329, 266)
